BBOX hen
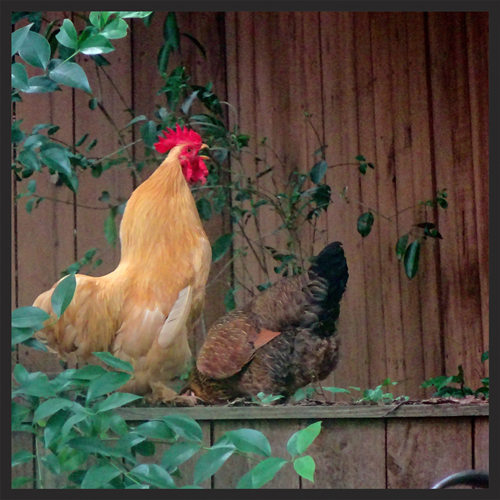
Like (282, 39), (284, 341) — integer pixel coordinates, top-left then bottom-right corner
(187, 241), (348, 403)
(33, 125), (212, 404)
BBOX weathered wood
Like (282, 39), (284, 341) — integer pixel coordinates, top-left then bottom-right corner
(212, 419), (300, 488)
(303, 419), (386, 488)
(386, 417), (472, 488)
(474, 417), (489, 471)
(465, 12), (489, 368)
(115, 403), (489, 421)
(427, 13), (485, 388)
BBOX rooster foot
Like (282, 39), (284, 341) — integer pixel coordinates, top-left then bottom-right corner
(146, 382), (198, 407)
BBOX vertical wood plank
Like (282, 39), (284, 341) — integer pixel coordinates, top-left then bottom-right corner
(427, 13), (484, 388)
(303, 419), (386, 488)
(212, 419), (300, 489)
(350, 12), (386, 393)
(319, 12), (371, 394)
(474, 417), (489, 471)
(405, 12), (445, 394)
(387, 417), (472, 488)
(465, 12), (489, 370)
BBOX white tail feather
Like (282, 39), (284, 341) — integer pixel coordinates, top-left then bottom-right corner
(158, 286), (193, 348)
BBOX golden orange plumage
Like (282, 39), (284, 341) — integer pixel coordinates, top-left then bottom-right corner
(33, 129), (212, 404)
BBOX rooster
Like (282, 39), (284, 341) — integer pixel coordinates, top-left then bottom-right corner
(33, 125), (212, 404)
(186, 241), (348, 403)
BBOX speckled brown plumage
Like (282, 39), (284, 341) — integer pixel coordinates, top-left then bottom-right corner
(187, 241), (348, 403)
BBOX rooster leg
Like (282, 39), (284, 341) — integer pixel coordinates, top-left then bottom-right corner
(146, 381), (199, 407)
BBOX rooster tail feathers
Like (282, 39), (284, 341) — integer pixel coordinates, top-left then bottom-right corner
(306, 241), (348, 332)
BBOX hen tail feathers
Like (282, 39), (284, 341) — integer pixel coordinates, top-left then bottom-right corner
(304, 241), (348, 334)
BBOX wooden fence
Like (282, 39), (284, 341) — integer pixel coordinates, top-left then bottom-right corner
(12, 9), (488, 426)
(12, 404), (488, 489)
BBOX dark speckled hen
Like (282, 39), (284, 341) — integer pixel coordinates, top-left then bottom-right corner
(187, 241), (348, 403)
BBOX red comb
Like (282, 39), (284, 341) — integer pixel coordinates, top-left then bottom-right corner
(154, 124), (203, 154)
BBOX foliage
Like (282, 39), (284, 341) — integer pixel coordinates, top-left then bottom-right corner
(292, 378), (409, 405)
(421, 353), (489, 399)
(12, 316), (322, 488)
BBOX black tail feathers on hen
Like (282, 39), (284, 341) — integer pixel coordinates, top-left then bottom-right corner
(306, 241), (348, 335)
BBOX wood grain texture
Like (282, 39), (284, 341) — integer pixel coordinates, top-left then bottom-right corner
(473, 417), (489, 471)
(427, 13), (485, 389)
(303, 419), (385, 488)
(212, 419), (300, 489)
(115, 403), (489, 421)
(386, 417), (472, 488)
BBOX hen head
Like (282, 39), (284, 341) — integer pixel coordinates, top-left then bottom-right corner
(154, 125), (209, 184)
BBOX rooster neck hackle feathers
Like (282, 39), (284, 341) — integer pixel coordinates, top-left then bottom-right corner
(119, 144), (205, 268)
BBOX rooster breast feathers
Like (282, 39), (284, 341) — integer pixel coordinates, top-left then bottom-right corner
(190, 242), (348, 401)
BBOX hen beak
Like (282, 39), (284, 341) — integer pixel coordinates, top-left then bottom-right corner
(199, 143), (210, 161)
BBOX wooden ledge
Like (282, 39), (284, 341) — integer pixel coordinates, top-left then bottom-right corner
(116, 402), (489, 421)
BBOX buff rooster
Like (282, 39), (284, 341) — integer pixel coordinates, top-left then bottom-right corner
(33, 125), (212, 404)
(187, 241), (348, 403)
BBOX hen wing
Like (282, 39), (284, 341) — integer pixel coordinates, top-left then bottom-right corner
(196, 311), (281, 380)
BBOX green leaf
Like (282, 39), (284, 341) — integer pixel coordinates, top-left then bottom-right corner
(11, 63), (29, 91)
(92, 351), (133, 372)
(79, 34), (115, 55)
(12, 327), (35, 347)
(136, 420), (173, 441)
(33, 398), (73, 424)
(161, 442), (201, 472)
(293, 455), (315, 482)
(404, 240), (420, 279)
(196, 198), (212, 221)
(13, 368), (55, 398)
(310, 160), (328, 184)
(117, 11), (154, 19)
(18, 30), (51, 69)
(212, 233), (233, 262)
(323, 387), (351, 395)
(86, 371), (131, 402)
(51, 273), (76, 318)
(193, 445), (235, 485)
(481, 351), (489, 363)
(55, 19), (78, 49)
(12, 23), (34, 56)
(68, 364), (108, 380)
(124, 115), (147, 128)
(224, 288), (236, 312)
(140, 120), (158, 148)
(395, 234), (409, 261)
(220, 429), (271, 457)
(357, 212), (374, 237)
(12, 476), (32, 488)
(12, 306), (49, 329)
(12, 450), (35, 467)
(95, 392), (142, 413)
(100, 17), (129, 40)
(104, 207), (118, 246)
(48, 61), (92, 93)
(162, 415), (203, 442)
(130, 464), (175, 489)
(68, 436), (125, 459)
(81, 463), (121, 488)
(89, 97), (98, 110)
(286, 421), (322, 457)
(24, 76), (60, 93)
(40, 145), (72, 176)
(182, 32), (206, 58)
(236, 457), (288, 488)
(164, 12), (180, 50)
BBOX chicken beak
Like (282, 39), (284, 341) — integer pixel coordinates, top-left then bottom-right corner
(199, 143), (210, 161)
